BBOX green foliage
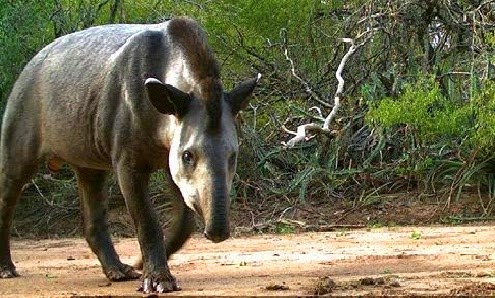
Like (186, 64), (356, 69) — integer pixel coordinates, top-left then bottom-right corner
(366, 76), (471, 145)
(410, 230), (421, 240)
(365, 75), (495, 197)
(470, 81), (495, 154)
(0, 1), (54, 109)
(367, 77), (495, 157)
(274, 221), (296, 234)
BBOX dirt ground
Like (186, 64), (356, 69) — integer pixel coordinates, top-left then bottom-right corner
(3, 225), (495, 297)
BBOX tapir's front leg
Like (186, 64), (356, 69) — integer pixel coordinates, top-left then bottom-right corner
(115, 159), (180, 293)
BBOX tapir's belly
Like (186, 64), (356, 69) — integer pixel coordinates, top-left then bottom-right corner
(40, 111), (113, 170)
(43, 139), (112, 171)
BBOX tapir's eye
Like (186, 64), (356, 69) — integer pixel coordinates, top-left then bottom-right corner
(182, 150), (194, 164)
(229, 152), (237, 167)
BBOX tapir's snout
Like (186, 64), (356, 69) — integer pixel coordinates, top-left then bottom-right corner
(199, 176), (231, 243)
(202, 198), (230, 243)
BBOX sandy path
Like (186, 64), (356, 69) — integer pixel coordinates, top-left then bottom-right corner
(2, 225), (495, 296)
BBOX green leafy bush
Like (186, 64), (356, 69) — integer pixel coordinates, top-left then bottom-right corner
(366, 76), (471, 146)
(470, 80), (495, 155)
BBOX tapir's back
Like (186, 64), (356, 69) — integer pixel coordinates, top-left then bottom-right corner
(37, 23), (168, 88)
(2, 22), (172, 168)
(10, 22), (166, 99)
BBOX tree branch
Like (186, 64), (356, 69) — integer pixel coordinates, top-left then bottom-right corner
(282, 36), (365, 148)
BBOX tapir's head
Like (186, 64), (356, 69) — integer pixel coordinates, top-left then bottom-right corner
(145, 74), (259, 243)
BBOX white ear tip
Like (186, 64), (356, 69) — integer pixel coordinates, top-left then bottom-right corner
(145, 78), (163, 85)
(256, 73), (262, 82)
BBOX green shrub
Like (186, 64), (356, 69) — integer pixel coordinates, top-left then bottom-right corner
(470, 80), (495, 155)
(366, 76), (471, 146)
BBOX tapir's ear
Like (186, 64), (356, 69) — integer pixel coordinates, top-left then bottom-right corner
(227, 73), (261, 115)
(145, 78), (190, 117)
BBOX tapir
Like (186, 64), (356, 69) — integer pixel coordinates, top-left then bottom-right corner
(0, 17), (259, 293)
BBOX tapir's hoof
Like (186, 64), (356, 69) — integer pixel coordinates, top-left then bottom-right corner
(104, 263), (141, 281)
(0, 263), (19, 278)
(137, 271), (181, 293)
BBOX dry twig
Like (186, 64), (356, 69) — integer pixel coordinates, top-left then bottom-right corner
(282, 35), (368, 147)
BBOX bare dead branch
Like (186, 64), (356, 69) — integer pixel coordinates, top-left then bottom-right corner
(323, 38), (357, 130)
(282, 35), (367, 147)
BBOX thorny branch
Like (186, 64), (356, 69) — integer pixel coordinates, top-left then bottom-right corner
(282, 32), (372, 147)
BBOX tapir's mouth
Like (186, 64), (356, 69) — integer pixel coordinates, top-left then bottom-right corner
(191, 201), (205, 222)
(204, 230), (230, 243)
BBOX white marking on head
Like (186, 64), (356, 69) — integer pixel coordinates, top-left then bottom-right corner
(168, 126), (200, 210)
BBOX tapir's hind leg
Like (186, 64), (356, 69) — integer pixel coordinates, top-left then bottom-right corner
(0, 159), (38, 278)
(73, 167), (140, 281)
